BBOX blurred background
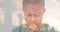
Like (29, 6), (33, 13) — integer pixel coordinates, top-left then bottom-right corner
(0, 0), (60, 32)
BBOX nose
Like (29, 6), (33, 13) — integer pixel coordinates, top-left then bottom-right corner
(31, 16), (35, 22)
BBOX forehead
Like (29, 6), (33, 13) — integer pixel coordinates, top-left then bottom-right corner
(23, 4), (43, 11)
(23, 4), (43, 13)
(24, 8), (42, 14)
(23, 0), (44, 8)
(23, 0), (44, 13)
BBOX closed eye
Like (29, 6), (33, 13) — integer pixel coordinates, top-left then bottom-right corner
(27, 14), (31, 17)
(34, 14), (40, 17)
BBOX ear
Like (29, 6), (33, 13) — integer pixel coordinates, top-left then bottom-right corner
(43, 8), (46, 13)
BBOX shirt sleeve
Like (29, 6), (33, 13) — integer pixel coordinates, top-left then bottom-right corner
(50, 27), (56, 32)
(12, 25), (22, 32)
(12, 26), (20, 32)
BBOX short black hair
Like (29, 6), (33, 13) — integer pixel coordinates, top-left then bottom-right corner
(23, 0), (45, 6)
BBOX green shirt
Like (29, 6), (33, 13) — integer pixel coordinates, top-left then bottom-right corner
(12, 24), (55, 32)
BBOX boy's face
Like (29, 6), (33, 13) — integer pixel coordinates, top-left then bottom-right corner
(23, 3), (45, 26)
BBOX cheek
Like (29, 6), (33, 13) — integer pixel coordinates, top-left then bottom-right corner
(25, 16), (30, 21)
(35, 16), (42, 23)
(36, 15), (42, 20)
(25, 16), (30, 24)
